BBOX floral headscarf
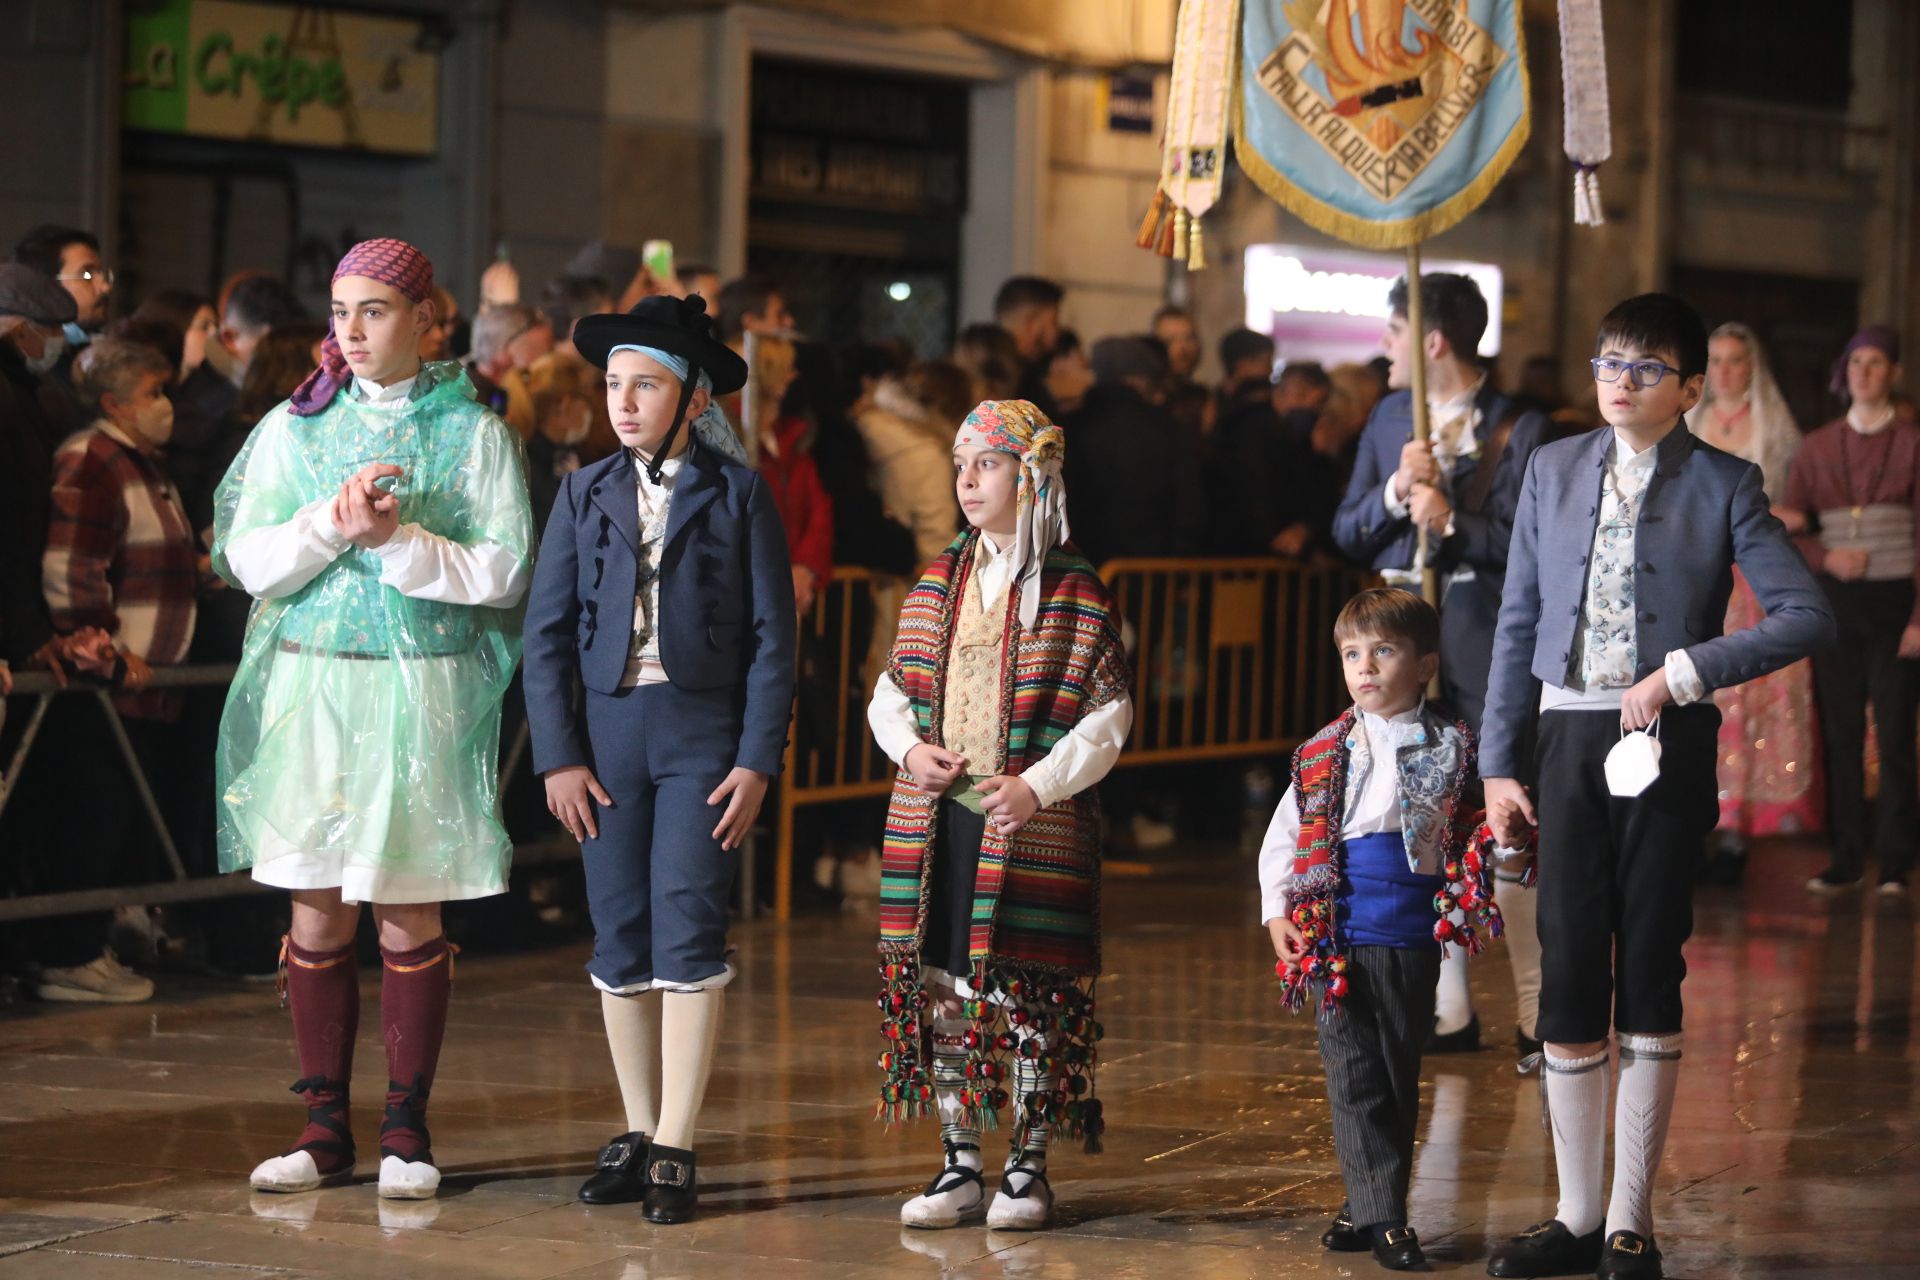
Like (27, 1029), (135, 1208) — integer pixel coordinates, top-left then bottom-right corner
(953, 399), (1069, 630)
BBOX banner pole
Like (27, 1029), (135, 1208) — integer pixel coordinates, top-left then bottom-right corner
(1404, 242), (1438, 607)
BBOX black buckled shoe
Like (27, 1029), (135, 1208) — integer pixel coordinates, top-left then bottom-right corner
(1487, 1219), (1604, 1277)
(578, 1131), (649, 1204)
(1321, 1202), (1368, 1252)
(1371, 1223), (1428, 1271)
(1596, 1230), (1662, 1278)
(642, 1143), (698, 1224)
(1427, 1012), (1482, 1054)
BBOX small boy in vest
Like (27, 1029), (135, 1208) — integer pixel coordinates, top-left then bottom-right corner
(1258, 587), (1506, 1273)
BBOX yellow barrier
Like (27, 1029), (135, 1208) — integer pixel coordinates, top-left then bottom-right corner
(769, 558), (1374, 919)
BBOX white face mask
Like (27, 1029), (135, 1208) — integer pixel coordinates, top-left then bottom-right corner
(1605, 720), (1663, 798)
(24, 334), (64, 374)
(132, 392), (176, 446)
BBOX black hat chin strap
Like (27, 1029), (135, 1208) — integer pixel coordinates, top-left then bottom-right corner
(640, 364), (703, 486)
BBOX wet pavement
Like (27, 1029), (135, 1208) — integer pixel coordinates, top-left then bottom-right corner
(1, 838), (1915, 1277)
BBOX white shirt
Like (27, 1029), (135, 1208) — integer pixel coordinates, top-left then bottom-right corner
(1255, 706), (1433, 925)
(1848, 404), (1896, 436)
(621, 452), (683, 687)
(865, 533), (1134, 810)
(219, 376), (530, 609)
(1539, 430), (1704, 712)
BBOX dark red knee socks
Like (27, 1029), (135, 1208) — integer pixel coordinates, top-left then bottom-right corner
(283, 936), (359, 1175)
(379, 936), (455, 1164)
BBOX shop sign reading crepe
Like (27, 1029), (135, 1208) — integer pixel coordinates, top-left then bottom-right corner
(124, 0), (440, 156)
(1234, 0), (1529, 248)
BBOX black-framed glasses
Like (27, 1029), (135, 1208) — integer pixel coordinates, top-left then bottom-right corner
(57, 266), (114, 287)
(1590, 357), (1679, 389)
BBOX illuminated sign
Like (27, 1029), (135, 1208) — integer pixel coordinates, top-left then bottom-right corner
(124, 0), (440, 156)
(1244, 242), (1503, 357)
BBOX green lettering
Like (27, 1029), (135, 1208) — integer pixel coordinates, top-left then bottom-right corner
(286, 58), (316, 121)
(193, 32), (232, 94)
(146, 41), (177, 91)
(258, 34), (287, 104)
(319, 60), (346, 107)
(231, 51), (257, 97)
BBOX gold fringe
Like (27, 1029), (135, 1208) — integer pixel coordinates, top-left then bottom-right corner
(1134, 188), (1169, 250)
(1227, 19), (1533, 249)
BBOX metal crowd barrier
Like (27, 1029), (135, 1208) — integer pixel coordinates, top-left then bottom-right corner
(767, 558), (1371, 918)
(1, 557), (1369, 925)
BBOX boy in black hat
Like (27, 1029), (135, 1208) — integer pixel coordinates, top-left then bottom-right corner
(522, 294), (796, 1224)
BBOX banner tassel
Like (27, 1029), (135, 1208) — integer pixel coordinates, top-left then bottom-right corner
(1135, 188), (1170, 251)
(1172, 209), (1191, 262)
(1188, 218), (1207, 270)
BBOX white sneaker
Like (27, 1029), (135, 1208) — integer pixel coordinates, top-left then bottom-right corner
(839, 853), (883, 898)
(900, 1152), (986, 1229)
(36, 949), (155, 1004)
(250, 1150), (331, 1194)
(1129, 814), (1176, 850)
(985, 1161), (1053, 1231)
(378, 1154), (441, 1199)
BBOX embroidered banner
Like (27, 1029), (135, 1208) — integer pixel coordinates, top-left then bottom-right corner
(1234, 0), (1530, 248)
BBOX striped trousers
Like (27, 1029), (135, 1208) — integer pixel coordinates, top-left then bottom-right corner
(1314, 944), (1440, 1227)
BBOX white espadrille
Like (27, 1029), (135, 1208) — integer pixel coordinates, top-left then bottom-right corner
(249, 1150), (335, 1194)
(899, 1148), (987, 1229)
(377, 1155), (441, 1199)
(985, 1162), (1053, 1231)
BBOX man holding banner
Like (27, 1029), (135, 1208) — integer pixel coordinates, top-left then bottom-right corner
(1333, 272), (1549, 1062)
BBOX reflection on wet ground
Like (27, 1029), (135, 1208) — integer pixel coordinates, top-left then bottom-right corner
(1, 838), (1914, 1277)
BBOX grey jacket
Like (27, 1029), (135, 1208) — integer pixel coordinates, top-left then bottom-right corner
(1479, 423), (1836, 778)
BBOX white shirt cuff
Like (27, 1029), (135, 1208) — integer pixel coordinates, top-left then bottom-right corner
(1261, 889), (1290, 927)
(866, 671), (926, 769)
(309, 499), (349, 551)
(1664, 648), (1706, 705)
(1383, 478), (1411, 519)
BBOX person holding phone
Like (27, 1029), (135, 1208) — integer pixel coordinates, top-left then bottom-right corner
(211, 239), (533, 1201)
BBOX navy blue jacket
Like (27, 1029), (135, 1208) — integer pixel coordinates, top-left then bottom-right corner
(1333, 385), (1550, 584)
(1480, 424), (1837, 778)
(522, 442), (797, 777)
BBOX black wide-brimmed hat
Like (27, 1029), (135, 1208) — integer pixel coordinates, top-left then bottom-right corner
(572, 293), (748, 394)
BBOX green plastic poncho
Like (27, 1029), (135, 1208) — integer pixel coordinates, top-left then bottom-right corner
(210, 363), (533, 902)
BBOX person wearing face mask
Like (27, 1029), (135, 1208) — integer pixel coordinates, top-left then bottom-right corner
(26, 338), (198, 1004)
(1, 264), (108, 702)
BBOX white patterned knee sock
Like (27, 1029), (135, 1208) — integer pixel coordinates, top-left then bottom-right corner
(1605, 1032), (1683, 1239)
(1544, 1044), (1611, 1236)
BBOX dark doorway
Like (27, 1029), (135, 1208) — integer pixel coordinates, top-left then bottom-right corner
(746, 57), (969, 356)
(1670, 265), (1860, 432)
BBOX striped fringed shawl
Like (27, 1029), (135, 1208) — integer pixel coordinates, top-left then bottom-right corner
(873, 530), (1129, 1150)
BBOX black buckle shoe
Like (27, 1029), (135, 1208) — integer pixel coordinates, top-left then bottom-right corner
(578, 1131), (649, 1204)
(1427, 1012), (1481, 1054)
(1596, 1230), (1662, 1278)
(1371, 1224), (1428, 1271)
(643, 1143), (698, 1224)
(1321, 1202), (1367, 1252)
(1487, 1219), (1604, 1277)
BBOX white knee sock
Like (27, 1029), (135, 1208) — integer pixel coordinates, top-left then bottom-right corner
(1543, 1044), (1611, 1236)
(654, 988), (725, 1150)
(1434, 943), (1473, 1035)
(1605, 1032), (1683, 1239)
(1495, 876), (1542, 1040)
(600, 990), (660, 1135)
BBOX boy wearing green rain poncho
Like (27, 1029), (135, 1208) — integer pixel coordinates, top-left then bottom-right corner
(210, 239), (533, 1201)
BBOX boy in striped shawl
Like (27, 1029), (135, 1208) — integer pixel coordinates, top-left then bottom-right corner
(866, 400), (1132, 1232)
(1258, 588), (1509, 1273)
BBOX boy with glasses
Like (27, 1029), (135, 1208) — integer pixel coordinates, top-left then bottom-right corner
(1480, 294), (1833, 1279)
